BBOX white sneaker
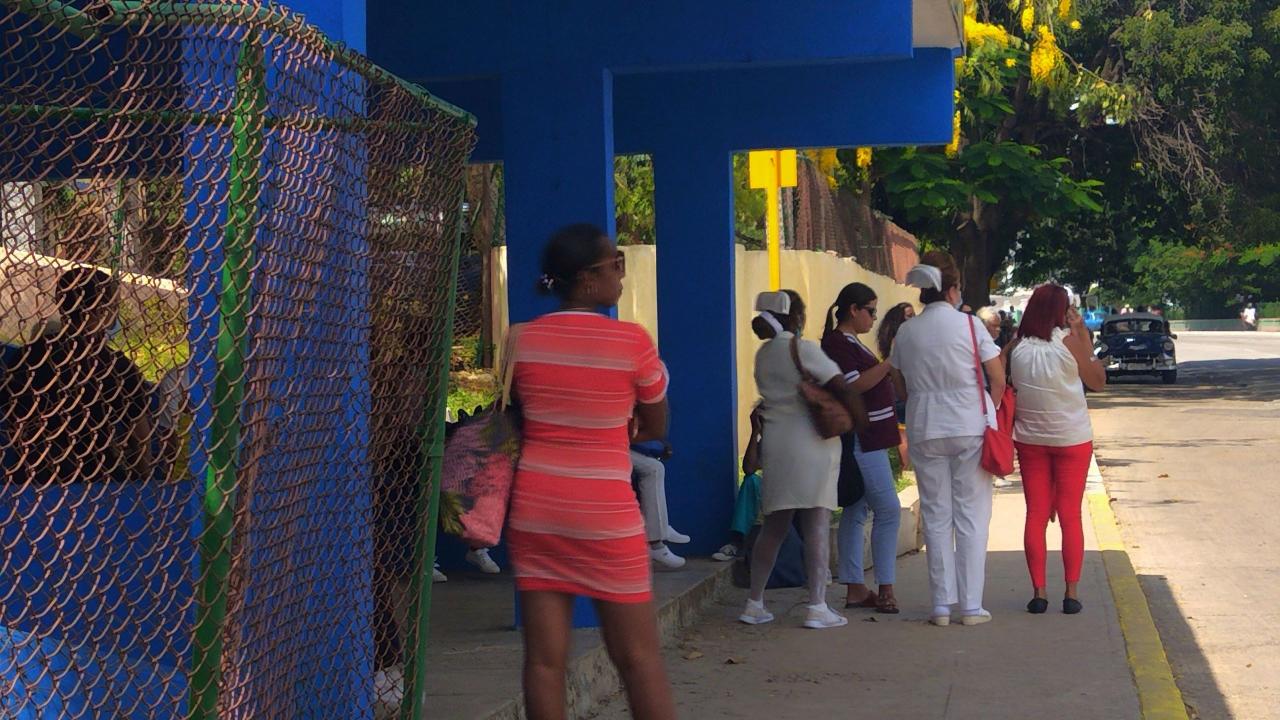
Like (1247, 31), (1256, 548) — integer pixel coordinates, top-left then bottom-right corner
(993, 477), (1013, 488)
(650, 544), (686, 569)
(929, 606), (951, 626)
(465, 548), (501, 574)
(432, 561), (447, 583)
(803, 603), (848, 629)
(664, 527), (691, 544)
(373, 664), (404, 720)
(711, 544), (740, 562)
(961, 608), (992, 626)
(739, 599), (774, 625)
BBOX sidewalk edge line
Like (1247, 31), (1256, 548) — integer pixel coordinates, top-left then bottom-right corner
(1087, 458), (1188, 720)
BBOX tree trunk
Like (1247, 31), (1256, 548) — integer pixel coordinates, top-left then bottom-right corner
(952, 217), (993, 308)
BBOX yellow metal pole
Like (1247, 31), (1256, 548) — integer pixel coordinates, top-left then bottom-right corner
(749, 149), (796, 292)
(766, 185), (781, 291)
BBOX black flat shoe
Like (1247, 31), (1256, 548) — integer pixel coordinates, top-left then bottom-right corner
(1063, 598), (1083, 615)
(1027, 597), (1049, 614)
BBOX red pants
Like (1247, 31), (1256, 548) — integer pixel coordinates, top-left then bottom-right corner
(1015, 440), (1093, 588)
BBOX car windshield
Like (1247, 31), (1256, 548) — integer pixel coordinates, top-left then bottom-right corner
(1106, 320), (1163, 334)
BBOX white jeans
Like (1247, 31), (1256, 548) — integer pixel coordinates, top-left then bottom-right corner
(630, 451), (669, 543)
(911, 435), (993, 611)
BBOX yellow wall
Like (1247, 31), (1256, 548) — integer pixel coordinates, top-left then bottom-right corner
(489, 245), (919, 454)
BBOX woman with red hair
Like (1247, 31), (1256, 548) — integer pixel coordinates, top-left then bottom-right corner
(1006, 284), (1106, 615)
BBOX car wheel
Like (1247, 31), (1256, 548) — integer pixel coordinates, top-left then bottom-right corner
(1162, 370), (1177, 384)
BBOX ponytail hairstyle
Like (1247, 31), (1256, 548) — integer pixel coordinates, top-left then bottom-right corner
(538, 223), (608, 299)
(916, 250), (961, 305)
(824, 282), (878, 336)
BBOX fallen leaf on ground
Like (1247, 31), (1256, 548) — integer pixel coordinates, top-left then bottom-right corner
(683, 651), (704, 660)
(862, 617), (878, 623)
(724, 657), (742, 665)
(1158, 473), (1169, 478)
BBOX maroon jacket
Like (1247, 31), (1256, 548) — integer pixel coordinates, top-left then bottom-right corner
(821, 330), (900, 452)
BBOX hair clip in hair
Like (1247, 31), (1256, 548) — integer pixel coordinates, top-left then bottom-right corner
(539, 274), (556, 291)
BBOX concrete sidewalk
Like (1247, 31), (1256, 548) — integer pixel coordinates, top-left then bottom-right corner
(589, 480), (1145, 719)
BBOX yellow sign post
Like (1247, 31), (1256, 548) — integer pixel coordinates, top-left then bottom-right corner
(748, 149), (798, 290)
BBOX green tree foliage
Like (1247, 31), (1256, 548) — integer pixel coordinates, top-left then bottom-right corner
(1078, 0), (1280, 315)
(858, 0), (1280, 315)
(614, 153), (769, 248)
(865, 0), (1122, 306)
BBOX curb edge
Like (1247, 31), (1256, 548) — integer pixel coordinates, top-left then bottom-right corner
(1087, 455), (1189, 720)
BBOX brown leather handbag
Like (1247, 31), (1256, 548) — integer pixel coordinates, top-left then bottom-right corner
(790, 335), (855, 439)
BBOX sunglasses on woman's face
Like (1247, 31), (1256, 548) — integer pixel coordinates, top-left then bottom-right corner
(586, 250), (626, 275)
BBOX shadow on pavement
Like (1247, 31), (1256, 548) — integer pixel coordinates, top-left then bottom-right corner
(1093, 359), (1280, 406)
(1138, 573), (1234, 720)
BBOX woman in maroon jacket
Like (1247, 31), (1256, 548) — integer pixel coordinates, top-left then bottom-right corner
(822, 283), (903, 613)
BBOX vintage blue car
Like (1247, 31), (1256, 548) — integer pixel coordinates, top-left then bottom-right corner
(1094, 313), (1178, 384)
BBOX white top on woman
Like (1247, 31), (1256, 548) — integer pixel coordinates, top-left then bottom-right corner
(890, 302), (1000, 442)
(1009, 327), (1092, 447)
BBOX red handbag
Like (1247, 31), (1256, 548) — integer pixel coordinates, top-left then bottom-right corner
(968, 318), (1016, 477)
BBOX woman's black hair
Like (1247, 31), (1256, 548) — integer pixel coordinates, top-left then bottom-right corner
(877, 302), (914, 360)
(538, 223), (608, 300)
(751, 290), (806, 340)
(824, 282), (877, 336)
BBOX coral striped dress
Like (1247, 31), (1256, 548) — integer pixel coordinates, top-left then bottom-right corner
(506, 312), (668, 603)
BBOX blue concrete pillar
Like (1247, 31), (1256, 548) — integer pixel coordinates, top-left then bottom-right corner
(652, 146), (737, 556)
(500, 66), (616, 323)
(502, 67), (616, 627)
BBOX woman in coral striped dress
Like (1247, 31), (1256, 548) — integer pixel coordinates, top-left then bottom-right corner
(506, 224), (674, 720)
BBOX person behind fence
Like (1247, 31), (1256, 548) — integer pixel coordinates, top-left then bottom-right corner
(821, 283), (902, 614)
(505, 223), (675, 720)
(1, 267), (153, 484)
(740, 290), (868, 630)
(630, 438), (691, 570)
(891, 251), (1004, 627)
(1006, 284), (1106, 616)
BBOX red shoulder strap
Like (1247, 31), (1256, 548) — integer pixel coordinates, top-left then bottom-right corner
(967, 317), (989, 416)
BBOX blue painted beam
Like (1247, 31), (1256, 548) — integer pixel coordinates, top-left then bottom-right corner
(368, 0), (913, 81)
(615, 48), (957, 153)
(425, 49), (956, 163)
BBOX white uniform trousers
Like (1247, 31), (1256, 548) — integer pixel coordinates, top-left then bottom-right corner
(910, 435), (993, 610)
(630, 451), (669, 543)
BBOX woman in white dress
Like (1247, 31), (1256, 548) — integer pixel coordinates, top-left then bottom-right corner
(740, 290), (868, 630)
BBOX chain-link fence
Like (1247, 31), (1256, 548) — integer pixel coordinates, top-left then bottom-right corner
(1, 1), (475, 718)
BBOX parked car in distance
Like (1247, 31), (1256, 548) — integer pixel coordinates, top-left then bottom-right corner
(1094, 313), (1178, 384)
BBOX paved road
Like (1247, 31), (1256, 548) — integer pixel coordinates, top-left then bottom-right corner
(1090, 331), (1280, 720)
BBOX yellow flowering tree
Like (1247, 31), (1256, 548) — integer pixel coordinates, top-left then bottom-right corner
(860, 0), (1135, 306)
